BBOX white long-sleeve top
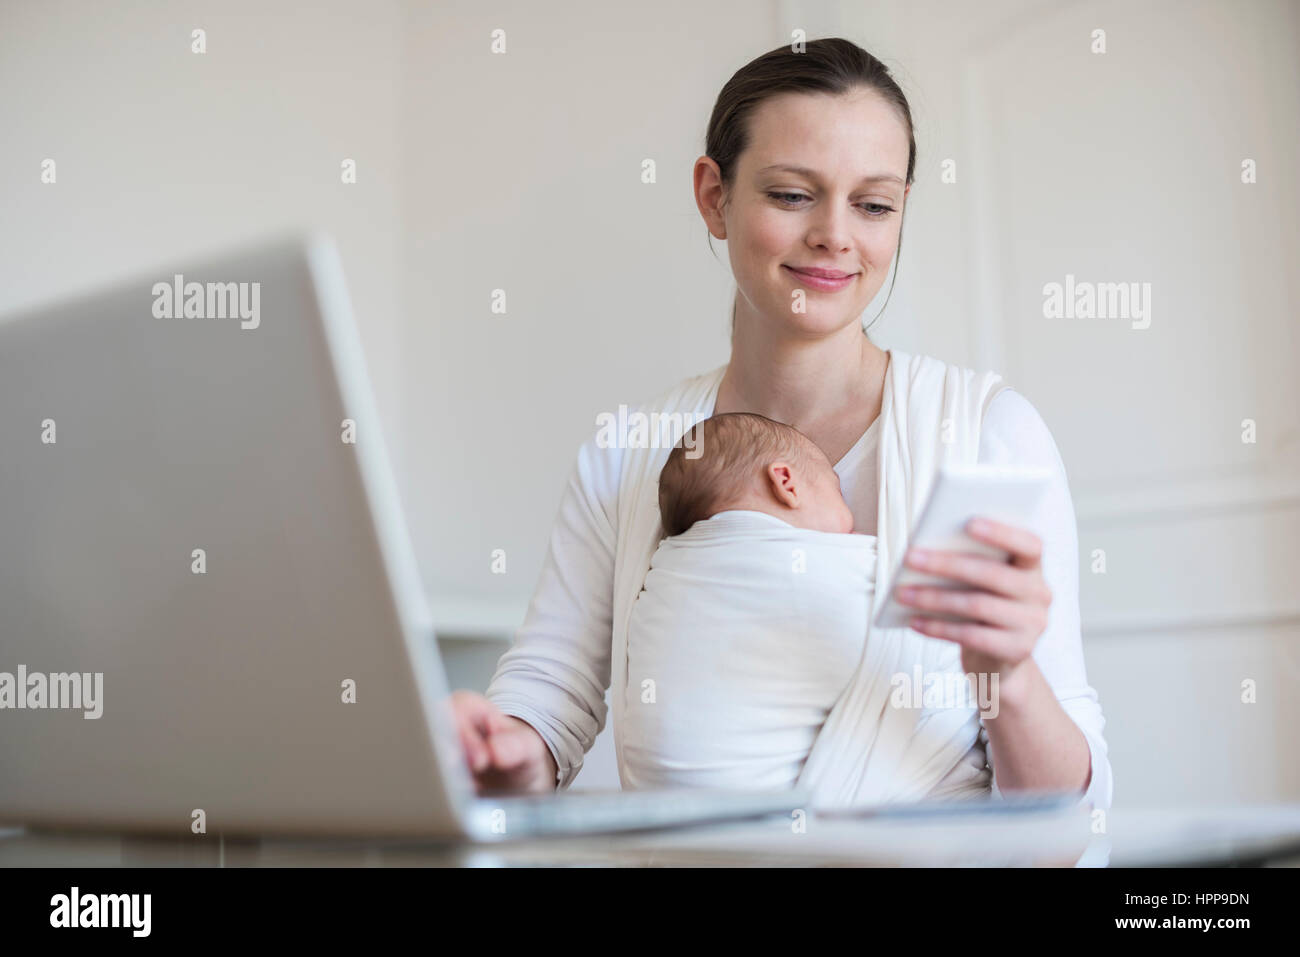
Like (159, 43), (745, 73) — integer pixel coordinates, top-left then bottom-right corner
(485, 376), (1114, 810)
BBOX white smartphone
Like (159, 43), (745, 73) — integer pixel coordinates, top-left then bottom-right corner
(872, 464), (1053, 631)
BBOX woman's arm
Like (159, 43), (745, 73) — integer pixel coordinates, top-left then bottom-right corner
(481, 428), (623, 790)
(900, 389), (1113, 808)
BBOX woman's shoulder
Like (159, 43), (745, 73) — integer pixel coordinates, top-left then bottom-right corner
(891, 348), (1006, 392)
(979, 387), (1067, 472)
(890, 348), (1013, 428)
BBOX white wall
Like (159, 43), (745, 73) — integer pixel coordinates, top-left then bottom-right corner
(3, 0), (1296, 807)
(0, 0), (407, 456)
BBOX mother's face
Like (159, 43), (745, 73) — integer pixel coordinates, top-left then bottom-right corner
(707, 88), (911, 337)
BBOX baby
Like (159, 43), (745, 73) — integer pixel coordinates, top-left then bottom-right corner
(624, 412), (875, 792)
(657, 412), (856, 538)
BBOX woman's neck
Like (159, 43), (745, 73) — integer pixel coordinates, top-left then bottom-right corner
(714, 312), (889, 449)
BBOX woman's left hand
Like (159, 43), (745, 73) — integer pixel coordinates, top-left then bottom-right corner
(894, 517), (1052, 687)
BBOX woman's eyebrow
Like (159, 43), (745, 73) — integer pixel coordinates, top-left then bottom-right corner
(756, 163), (904, 186)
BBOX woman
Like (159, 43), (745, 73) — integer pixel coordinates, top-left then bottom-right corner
(451, 38), (1112, 809)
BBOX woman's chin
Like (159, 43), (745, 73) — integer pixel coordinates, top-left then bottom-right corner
(770, 307), (863, 337)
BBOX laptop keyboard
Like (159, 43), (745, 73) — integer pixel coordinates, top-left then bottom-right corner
(466, 787), (804, 839)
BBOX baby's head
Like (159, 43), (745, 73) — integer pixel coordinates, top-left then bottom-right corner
(658, 412), (854, 537)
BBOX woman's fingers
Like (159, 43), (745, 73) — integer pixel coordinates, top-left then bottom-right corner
(479, 724), (556, 795)
(480, 709), (540, 772)
(896, 583), (1035, 629)
(907, 616), (1009, 657)
(904, 547), (1029, 599)
(903, 530), (1051, 607)
(449, 694), (554, 794)
(449, 691), (496, 773)
(965, 516), (1043, 569)
(901, 518), (1044, 589)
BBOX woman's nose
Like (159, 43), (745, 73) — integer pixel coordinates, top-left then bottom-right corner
(806, 203), (852, 251)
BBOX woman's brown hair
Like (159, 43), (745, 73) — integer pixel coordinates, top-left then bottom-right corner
(704, 37), (915, 337)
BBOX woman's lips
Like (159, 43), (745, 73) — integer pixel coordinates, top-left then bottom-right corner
(782, 265), (858, 291)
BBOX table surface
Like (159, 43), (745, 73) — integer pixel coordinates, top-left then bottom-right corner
(4, 803), (1300, 867)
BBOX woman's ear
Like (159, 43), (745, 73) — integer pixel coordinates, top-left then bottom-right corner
(694, 156), (728, 241)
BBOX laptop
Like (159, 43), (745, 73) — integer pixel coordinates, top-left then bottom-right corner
(0, 234), (808, 841)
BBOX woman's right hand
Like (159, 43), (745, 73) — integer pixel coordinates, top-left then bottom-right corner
(449, 690), (559, 794)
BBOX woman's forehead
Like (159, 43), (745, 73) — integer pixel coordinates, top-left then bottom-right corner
(742, 92), (910, 176)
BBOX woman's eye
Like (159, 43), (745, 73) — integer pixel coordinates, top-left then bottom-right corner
(767, 192), (895, 217)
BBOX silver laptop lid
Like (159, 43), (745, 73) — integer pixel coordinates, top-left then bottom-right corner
(0, 234), (474, 837)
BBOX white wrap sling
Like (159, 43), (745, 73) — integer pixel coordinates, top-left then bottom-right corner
(609, 348), (1009, 808)
(623, 509), (878, 791)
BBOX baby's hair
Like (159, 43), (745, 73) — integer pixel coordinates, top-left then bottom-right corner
(657, 412), (817, 538)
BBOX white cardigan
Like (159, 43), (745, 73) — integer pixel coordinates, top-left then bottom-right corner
(486, 348), (1113, 809)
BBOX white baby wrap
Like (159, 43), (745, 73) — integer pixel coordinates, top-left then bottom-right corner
(610, 348), (1008, 809)
(623, 510), (874, 791)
